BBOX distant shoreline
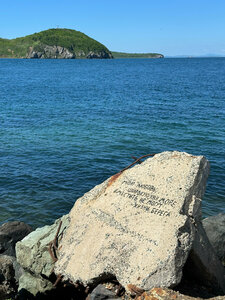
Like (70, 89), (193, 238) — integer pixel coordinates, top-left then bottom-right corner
(111, 51), (164, 58)
(1, 56), (224, 60)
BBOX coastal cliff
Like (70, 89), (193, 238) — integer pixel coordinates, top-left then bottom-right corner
(0, 28), (165, 59)
(0, 28), (113, 59)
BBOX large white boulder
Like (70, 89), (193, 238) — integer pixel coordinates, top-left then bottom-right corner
(55, 151), (225, 293)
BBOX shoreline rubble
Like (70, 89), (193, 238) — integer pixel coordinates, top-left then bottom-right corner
(0, 151), (224, 299)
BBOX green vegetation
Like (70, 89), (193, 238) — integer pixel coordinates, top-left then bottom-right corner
(0, 28), (112, 58)
(0, 29), (164, 59)
(112, 51), (164, 58)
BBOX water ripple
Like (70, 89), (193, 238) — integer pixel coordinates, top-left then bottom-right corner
(0, 58), (224, 228)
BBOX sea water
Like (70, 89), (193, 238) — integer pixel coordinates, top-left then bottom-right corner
(0, 58), (224, 228)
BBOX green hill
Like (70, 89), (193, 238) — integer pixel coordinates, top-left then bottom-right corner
(112, 51), (164, 58)
(0, 28), (113, 59)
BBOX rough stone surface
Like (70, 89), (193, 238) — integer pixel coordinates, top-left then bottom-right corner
(87, 284), (120, 299)
(86, 51), (113, 59)
(12, 256), (25, 285)
(0, 221), (33, 257)
(134, 287), (225, 300)
(203, 213), (225, 266)
(16, 214), (70, 295)
(185, 220), (225, 294)
(27, 45), (75, 59)
(55, 151), (211, 292)
(18, 271), (53, 297)
(0, 255), (17, 299)
(26, 46), (113, 59)
(43, 45), (75, 58)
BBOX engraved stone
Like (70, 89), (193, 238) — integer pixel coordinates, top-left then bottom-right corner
(55, 151), (224, 292)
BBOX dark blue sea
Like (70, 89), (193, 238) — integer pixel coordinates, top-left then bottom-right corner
(0, 58), (224, 228)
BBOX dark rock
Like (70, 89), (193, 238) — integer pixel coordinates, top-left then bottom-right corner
(152, 54), (164, 58)
(86, 51), (113, 59)
(28, 51), (43, 58)
(175, 276), (223, 299)
(0, 255), (17, 299)
(203, 213), (225, 266)
(17, 282), (87, 300)
(180, 220), (225, 296)
(0, 221), (32, 257)
(87, 284), (120, 300)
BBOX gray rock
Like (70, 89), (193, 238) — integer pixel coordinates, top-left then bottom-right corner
(27, 45), (75, 59)
(0, 255), (17, 299)
(18, 271), (53, 297)
(87, 284), (120, 300)
(0, 221), (32, 256)
(26, 46), (113, 59)
(0, 254), (24, 285)
(28, 51), (43, 58)
(76, 50), (85, 57)
(55, 151), (224, 293)
(16, 214), (70, 295)
(203, 213), (225, 266)
(12, 256), (25, 285)
(43, 45), (75, 59)
(188, 221), (225, 294)
(86, 51), (113, 59)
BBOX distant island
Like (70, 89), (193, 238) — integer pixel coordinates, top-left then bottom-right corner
(0, 28), (164, 59)
(112, 51), (164, 58)
(0, 28), (113, 59)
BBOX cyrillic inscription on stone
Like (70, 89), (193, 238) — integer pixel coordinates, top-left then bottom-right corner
(55, 151), (210, 291)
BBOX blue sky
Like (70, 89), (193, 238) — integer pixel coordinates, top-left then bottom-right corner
(0, 0), (225, 56)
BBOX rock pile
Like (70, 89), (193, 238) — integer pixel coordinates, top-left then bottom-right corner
(0, 221), (32, 257)
(0, 221), (33, 299)
(0, 151), (224, 299)
(0, 255), (17, 299)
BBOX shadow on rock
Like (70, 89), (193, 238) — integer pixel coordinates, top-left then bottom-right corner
(17, 284), (87, 300)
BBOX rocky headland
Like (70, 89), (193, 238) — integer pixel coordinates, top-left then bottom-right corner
(0, 28), (113, 59)
(0, 28), (164, 60)
(0, 151), (224, 300)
